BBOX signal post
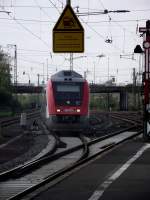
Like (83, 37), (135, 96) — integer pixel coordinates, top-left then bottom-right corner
(139, 20), (150, 141)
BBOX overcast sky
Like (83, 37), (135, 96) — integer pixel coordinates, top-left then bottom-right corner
(0, 0), (149, 85)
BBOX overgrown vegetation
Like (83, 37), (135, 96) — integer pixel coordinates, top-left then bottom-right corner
(90, 93), (119, 111)
(17, 94), (42, 110)
(90, 93), (142, 111)
(0, 48), (20, 116)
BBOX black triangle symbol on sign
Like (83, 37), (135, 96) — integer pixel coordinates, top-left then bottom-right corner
(53, 5), (84, 31)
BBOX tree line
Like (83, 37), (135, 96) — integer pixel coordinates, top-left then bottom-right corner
(0, 49), (20, 114)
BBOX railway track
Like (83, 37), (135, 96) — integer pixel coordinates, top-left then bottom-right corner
(109, 111), (142, 126)
(0, 114), (142, 200)
(0, 134), (87, 200)
(15, 129), (142, 200)
(0, 110), (40, 128)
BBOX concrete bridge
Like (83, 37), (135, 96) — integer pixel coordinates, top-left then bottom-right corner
(12, 84), (142, 111)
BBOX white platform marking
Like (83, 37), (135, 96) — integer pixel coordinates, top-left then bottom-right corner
(88, 143), (150, 200)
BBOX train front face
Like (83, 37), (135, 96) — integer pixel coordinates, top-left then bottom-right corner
(46, 71), (89, 132)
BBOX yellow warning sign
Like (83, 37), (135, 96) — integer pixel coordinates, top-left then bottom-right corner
(53, 4), (84, 53)
(53, 31), (84, 52)
(55, 7), (81, 30)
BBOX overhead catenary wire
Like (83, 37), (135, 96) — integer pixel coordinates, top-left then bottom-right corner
(97, 0), (138, 45)
(48, 0), (61, 14)
(18, 57), (67, 72)
(55, 0), (64, 9)
(0, 9), (49, 44)
(74, 0), (140, 53)
(8, 15), (49, 48)
(0, 16), (149, 24)
(7, 12), (52, 58)
(0, 16), (54, 23)
(0, 2), (52, 58)
(34, 0), (51, 19)
(0, 8), (143, 53)
(80, 17), (122, 52)
(98, 0), (105, 10)
(0, 0), (146, 84)
(2, 4), (150, 12)
(13, 47), (132, 57)
(80, 17), (105, 40)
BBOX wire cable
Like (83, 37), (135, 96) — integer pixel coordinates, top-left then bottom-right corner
(48, 0), (61, 14)
(7, 12), (52, 58)
(34, 0), (51, 19)
(0, 16), (54, 23)
(80, 17), (122, 52)
(97, 0), (138, 47)
(0, 16), (149, 24)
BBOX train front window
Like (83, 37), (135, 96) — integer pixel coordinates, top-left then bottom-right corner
(57, 85), (80, 92)
(53, 82), (83, 106)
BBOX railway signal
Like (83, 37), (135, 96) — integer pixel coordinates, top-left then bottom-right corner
(139, 20), (150, 141)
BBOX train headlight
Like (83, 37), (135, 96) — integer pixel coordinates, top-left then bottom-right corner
(57, 109), (61, 112)
(76, 109), (80, 113)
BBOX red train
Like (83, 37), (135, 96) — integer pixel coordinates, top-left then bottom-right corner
(41, 70), (89, 132)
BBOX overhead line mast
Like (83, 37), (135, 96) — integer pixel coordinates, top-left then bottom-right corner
(66, 0), (73, 70)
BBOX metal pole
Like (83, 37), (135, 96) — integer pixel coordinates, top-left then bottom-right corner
(133, 68), (136, 109)
(42, 63), (44, 84)
(67, 0), (71, 5)
(143, 20), (150, 141)
(138, 55), (142, 110)
(107, 57), (110, 111)
(108, 57), (109, 81)
(27, 73), (30, 84)
(84, 71), (86, 79)
(46, 58), (48, 81)
(14, 45), (17, 85)
(37, 74), (40, 107)
(70, 53), (73, 71)
(37, 74), (40, 86)
(93, 62), (95, 84)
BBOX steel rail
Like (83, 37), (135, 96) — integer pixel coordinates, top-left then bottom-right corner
(0, 112), (140, 180)
(8, 129), (142, 200)
(0, 111), (40, 128)
(0, 113), (142, 199)
(0, 135), (86, 180)
(0, 123), (134, 181)
(0, 135), (88, 200)
(110, 112), (142, 126)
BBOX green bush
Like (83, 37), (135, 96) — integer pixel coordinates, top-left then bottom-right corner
(0, 88), (12, 106)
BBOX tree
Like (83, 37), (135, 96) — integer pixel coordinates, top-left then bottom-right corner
(0, 50), (11, 91)
(0, 49), (21, 114)
(0, 49), (12, 107)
